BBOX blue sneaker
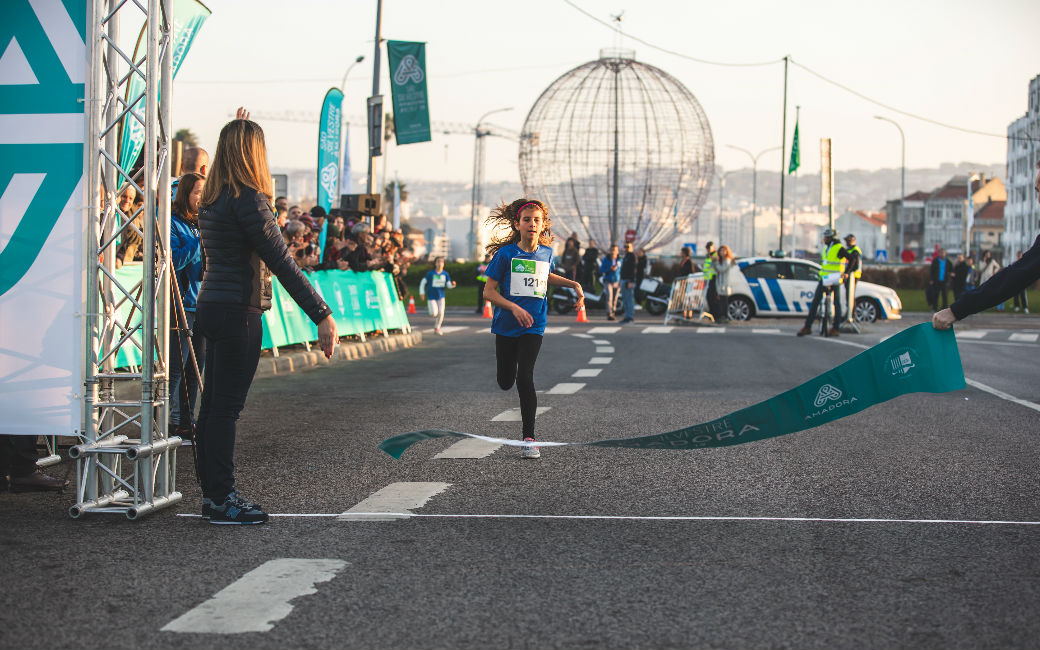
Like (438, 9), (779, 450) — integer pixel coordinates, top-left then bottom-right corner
(205, 492), (268, 525)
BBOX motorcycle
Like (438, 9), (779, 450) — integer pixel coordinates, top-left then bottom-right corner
(549, 276), (670, 317)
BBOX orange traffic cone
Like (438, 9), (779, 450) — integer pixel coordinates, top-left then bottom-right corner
(482, 300), (493, 319)
(407, 296), (416, 314)
(576, 303), (589, 323)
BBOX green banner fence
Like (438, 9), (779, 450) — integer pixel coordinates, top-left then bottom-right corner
(111, 268), (410, 368)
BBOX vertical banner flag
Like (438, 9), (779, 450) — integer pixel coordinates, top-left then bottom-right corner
(820, 138), (833, 208)
(317, 87), (343, 213)
(788, 120), (800, 174)
(119, 0), (211, 172)
(386, 40), (431, 145)
(392, 178), (401, 229)
(0, 0), (86, 435)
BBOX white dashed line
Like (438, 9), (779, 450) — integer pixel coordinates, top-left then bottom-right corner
(161, 559), (347, 633)
(547, 382), (585, 395)
(965, 378), (1040, 413)
(752, 328), (782, 334)
(595, 346), (615, 354)
(955, 330), (988, 339)
(433, 438), (503, 459)
(593, 339), (611, 344)
(587, 326), (621, 334)
(425, 326), (468, 334)
(543, 326), (570, 334)
(491, 406), (553, 421)
(571, 333), (594, 339)
(1009, 333), (1038, 342)
(339, 482), (451, 521)
(572, 368), (602, 378)
(589, 357), (613, 364)
(696, 328), (726, 334)
(641, 326), (673, 334)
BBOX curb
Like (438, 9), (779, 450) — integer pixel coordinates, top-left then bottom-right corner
(255, 331), (424, 379)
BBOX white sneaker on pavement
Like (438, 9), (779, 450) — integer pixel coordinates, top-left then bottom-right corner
(520, 438), (540, 459)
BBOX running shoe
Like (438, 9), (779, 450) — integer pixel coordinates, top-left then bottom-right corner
(205, 491), (268, 525)
(435, 328), (443, 335)
(521, 438), (541, 459)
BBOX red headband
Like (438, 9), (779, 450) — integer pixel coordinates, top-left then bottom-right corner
(515, 201), (540, 216)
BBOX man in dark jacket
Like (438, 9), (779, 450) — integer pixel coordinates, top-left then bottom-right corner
(619, 242), (637, 324)
(951, 254), (970, 300)
(934, 161), (1040, 329)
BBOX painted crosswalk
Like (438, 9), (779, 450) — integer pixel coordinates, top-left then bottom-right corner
(547, 382), (585, 395)
(543, 326), (570, 334)
(491, 406), (552, 421)
(1009, 333), (1039, 342)
(433, 438), (502, 459)
(572, 368), (602, 378)
(587, 326), (621, 334)
(595, 346), (615, 354)
(339, 482), (451, 521)
(589, 357), (612, 364)
(641, 326), (673, 334)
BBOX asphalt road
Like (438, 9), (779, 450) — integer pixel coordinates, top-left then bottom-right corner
(2, 310), (1039, 649)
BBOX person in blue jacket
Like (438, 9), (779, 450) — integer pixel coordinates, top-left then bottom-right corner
(483, 199), (584, 459)
(419, 256), (455, 334)
(599, 244), (621, 320)
(169, 172), (206, 441)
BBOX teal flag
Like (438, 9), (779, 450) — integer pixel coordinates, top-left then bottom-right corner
(788, 121), (800, 174)
(119, 0), (211, 171)
(317, 87), (343, 213)
(379, 323), (966, 459)
(386, 40), (431, 145)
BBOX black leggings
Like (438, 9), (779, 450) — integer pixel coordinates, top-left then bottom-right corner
(495, 334), (543, 439)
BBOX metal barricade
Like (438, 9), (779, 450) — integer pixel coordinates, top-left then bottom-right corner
(663, 275), (714, 325)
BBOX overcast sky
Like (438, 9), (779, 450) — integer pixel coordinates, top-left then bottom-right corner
(171, 0), (1040, 184)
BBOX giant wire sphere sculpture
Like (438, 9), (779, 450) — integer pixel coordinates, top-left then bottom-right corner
(519, 49), (715, 251)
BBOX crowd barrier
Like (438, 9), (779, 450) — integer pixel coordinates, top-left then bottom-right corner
(111, 267), (410, 368)
(663, 274), (713, 325)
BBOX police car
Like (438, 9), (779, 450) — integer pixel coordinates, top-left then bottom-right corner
(716, 256), (902, 322)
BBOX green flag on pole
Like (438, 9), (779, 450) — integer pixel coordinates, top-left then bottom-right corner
(788, 121), (800, 174)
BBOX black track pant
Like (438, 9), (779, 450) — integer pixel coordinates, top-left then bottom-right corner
(495, 333), (543, 439)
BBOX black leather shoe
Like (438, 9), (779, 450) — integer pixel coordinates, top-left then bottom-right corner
(10, 470), (68, 493)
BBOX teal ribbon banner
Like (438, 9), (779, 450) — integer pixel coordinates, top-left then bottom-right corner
(111, 268), (409, 368)
(380, 324), (965, 459)
(386, 40), (431, 145)
(316, 87), (343, 213)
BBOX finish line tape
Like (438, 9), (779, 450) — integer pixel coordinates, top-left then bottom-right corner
(379, 323), (966, 459)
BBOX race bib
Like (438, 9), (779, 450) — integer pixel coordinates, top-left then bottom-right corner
(510, 258), (550, 298)
(432, 275), (446, 288)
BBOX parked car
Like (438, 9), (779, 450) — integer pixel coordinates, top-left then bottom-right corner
(712, 257), (901, 322)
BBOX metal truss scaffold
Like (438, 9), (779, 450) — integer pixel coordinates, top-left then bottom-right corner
(73, 0), (180, 519)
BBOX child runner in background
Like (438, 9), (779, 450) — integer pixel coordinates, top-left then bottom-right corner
(482, 199), (584, 459)
(419, 256), (455, 334)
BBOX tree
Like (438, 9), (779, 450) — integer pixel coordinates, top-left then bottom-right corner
(174, 128), (199, 147)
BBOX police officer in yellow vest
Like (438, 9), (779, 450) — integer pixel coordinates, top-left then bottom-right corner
(797, 228), (848, 337)
(839, 233), (862, 322)
(703, 241), (719, 320)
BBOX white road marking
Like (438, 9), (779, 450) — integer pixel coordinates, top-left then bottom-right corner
(339, 482), (451, 521)
(595, 346), (615, 354)
(572, 368), (602, 378)
(955, 330), (988, 339)
(491, 406), (552, 421)
(955, 339), (1038, 348)
(965, 378), (1040, 413)
(425, 326), (468, 334)
(593, 339), (611, 344)
(641, 326), (673, 334)
(571, 333), (594, 339)
(161, 559), (346, 634)
(543, 326), (569, 334)
(433, 438), (502, 459)
(589, 357), (613, 364)
(1009, 333), (1038, 342)
(587, 326), (621, 334)
(697, 328), (725, 334)
(548, 382), (585, 395)
(752, 328), (782, 334)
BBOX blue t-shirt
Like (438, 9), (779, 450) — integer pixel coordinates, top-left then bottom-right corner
(486, 243), (556, 337)
(423, 270), (452, 301)
(600, 255), (620, 283)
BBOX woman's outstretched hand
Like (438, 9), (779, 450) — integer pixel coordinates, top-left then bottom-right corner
(236, 106), (250, 120)
(318, 315), (338, 359)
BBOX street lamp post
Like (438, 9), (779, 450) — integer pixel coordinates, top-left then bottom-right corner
(469, 107), (512, 259)
(725, 145), (780, 255)
(873, 116), (905, 260)
(339, 54), (365, 196)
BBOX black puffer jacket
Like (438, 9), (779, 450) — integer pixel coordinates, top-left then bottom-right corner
(197, 186), (331, 324)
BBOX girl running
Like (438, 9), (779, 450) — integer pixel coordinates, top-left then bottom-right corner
(482, 199), (584, 458)
(419, 256), (455, 334)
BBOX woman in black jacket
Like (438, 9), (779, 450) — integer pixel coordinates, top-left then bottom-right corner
(195, 110), (338, 525)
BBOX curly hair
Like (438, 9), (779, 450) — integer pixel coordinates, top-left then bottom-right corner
(484, 198), (554, 257)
